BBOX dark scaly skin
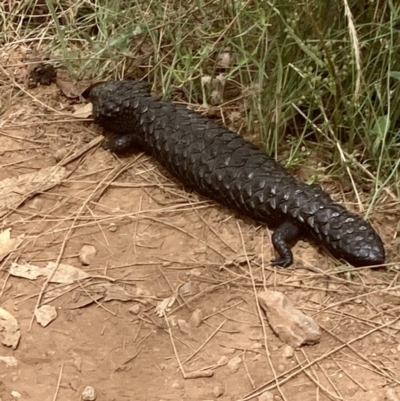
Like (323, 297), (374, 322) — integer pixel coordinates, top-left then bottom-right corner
(88, 80), (385, 267)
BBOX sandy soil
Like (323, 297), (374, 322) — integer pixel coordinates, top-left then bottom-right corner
(0, 50), (399, 401)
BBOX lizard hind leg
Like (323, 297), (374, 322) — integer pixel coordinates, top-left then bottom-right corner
(271, 220), (300, 267)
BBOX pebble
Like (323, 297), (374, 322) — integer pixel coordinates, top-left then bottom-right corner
(108, 223), (117, 232)
(11, 391), (21, 399)
(54, 148), (69, 162)
(79, 244), (97, 266)
(82, 386), (96, 401)
(129, 304), (141, 315)
(281, 344), (294, 358)
(35, 305), (57, 327)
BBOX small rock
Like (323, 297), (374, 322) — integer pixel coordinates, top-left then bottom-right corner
(129, 304), (141, 315)
(172, 381), (182, 389)
(79, 244), (97, 266)
(189, 309), (203, 327)
(11, 391), (21, 399)
(82, 386), (96, 401)
(54, 147), (69, 162)
(227, 355), (241, 373)
(258, 290), (320, 348)
(177, 319), (191, 336)
(213, 383), (225, 398)
(258, 390), (274, 401)
(35, 305), (57, 327)
(108, 223), (117, 232)
(282, 344), (294, 358)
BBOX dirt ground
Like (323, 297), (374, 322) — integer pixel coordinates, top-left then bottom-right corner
(0, 51), (400, 401)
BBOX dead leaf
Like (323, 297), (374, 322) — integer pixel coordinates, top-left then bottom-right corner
(56, 77), (82, 98)
(72, 102), (93, 118)
(0, 308), (20, 349)
(35, 305), (57, 327)
(155, 296), (176, 317)
(67, 294), (104, 309)
(0, 166), (67, 218)
(0, 229), (23, 263)
(9, 262), (46, 280)
(9, 261), (89, 284)
(46, 262), (89, 284)
(104, 284), (135, 302)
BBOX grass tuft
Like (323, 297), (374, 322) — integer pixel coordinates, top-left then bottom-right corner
(1, 0), (399, 207)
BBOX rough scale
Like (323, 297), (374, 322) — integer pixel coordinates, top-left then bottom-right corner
(88, 80), (385, 267)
